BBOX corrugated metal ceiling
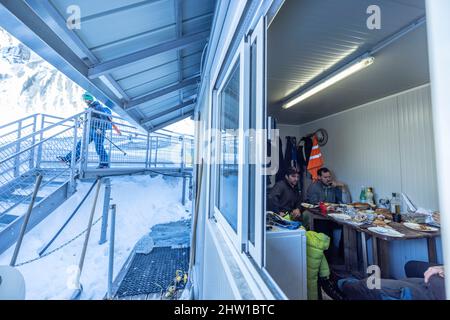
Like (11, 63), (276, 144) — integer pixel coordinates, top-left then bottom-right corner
(1, 0), (216, 131)
(268, 0), (428, 124)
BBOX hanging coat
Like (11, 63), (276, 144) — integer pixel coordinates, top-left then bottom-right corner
(307, 135), (324, 180)
(306, 231), (330, 300)
(298, 136), (313, 169)
(284, 136), (299, 170)
(275, 137), (285, 182)
(290, 137), (299, 169)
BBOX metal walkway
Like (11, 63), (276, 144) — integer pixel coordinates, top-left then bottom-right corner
(0, 111), (194, 255)
(111, 219), (191, 300)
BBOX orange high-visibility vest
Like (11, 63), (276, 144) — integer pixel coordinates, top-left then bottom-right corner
(307, 135), (324, 180)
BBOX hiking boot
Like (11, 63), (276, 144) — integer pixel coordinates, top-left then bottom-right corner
(319, 277), (345, 301)
(56, 156), (70, 166)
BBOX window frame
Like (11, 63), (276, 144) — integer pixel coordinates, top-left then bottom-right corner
(243, 17), (266, 266)
(211, 42), (246, 249)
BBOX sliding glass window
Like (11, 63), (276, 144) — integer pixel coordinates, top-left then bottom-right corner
(216, 62), (240, 232)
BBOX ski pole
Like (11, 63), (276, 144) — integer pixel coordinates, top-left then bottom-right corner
(104, 135), (127, 156)
(96, 129), (127, 155)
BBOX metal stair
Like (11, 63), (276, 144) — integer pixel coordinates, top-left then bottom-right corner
(0, 111), (194, 255)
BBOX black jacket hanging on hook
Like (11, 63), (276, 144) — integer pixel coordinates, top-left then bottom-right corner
(298, 136), (313, 169)
(284, 136), (299, 171)
(275, 137), (285, 182)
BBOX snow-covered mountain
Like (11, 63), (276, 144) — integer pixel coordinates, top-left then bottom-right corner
(0, 27), (85, 125)
(0, 27), (194, 135)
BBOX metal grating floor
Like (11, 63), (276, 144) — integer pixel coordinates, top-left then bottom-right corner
(115, 247), (189, 298)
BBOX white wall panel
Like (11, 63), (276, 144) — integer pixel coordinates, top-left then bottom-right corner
(397, 86), (438, 209)
(280, 84), (438, 210)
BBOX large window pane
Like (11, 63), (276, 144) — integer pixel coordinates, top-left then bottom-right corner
(216, 62), (240, 232)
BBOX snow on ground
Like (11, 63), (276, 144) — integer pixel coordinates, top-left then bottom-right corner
(0, 174), (191, 300)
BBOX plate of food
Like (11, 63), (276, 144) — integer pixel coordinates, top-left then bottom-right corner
(324, 203), (339, 207)
(351, 202), (370, 210)
(368, 226), (405, 237)
(328, 213), (351, 221)
(372, 218), (391, 227)
(301, 203), (318, 209)
(403, 222), (439, 232)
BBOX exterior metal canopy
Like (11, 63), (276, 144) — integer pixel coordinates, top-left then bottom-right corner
(0, 0), (217, 132)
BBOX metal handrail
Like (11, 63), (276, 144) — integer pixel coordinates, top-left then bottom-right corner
(0, 123), (36, 140)
(1, 110), (194, 175)
(0, 125), (74, 165)
(0, 114), (38, 130)
(0, 112), (85, 153)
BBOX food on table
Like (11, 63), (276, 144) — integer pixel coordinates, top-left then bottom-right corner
(402, 212), (428, 224)
(403, 222), (439, 232)
(301, 203), (318, 209)
(351, 202), (370, 210)
(353, 213), (367, 223)
(432, 211), (440, 224)
(327, 213), (352, 220)
(372, 219), (387, 227)
(375, 208), (392, 220)
(324, 203), (339, 207)
(368, 226), (405, 237)
(375, 207), (390, 213)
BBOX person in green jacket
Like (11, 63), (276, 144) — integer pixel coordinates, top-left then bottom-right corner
(306, 230), (330, 300)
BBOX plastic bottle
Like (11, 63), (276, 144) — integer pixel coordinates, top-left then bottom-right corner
(366, 187), (374, 206)
(359, 186), (367, 203)
(390, 193), (401, 214)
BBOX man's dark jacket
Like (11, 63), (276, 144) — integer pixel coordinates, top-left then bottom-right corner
(268, 179), (302, 213)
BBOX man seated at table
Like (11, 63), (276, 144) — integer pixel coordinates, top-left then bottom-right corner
(338, 261), (446, 300)
(304, 167), (349, 264)
(306, 167), (348, 204)
(267, 167), (302, 220)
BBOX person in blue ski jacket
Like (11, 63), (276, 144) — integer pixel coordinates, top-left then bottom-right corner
(58, 92), (121, 168)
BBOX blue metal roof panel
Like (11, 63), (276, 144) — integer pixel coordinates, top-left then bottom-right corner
(3, 0), (216, 131)
(90, 26), (177, 61)
(50, 0), (175, 51)
(147, 105), (194, 128)
(183, 0), (215, 20)
(138, 86), (197, 113)
(125, 73), (179, 98)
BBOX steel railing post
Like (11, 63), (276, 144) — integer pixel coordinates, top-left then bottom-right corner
(107, 204), (117, 300)
(10, 174), (43, 266)
(108, 123), (113, 167)
(99, 178), (111, 245)
(29, 114), (37, 170)
(69, 116), (79, 194)
(154, 136), (159, 167)
(190, 139), (194, 168)
(145, 132), (150, 169)
(14, 120), (23, 177)
(180, 136), (185, 172)
(80, 111), (91, 176)
(36, 115), (45, 169)
(182, 174), (187, 206)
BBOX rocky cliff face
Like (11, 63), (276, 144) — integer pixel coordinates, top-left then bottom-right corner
(0, 27), (84, 125)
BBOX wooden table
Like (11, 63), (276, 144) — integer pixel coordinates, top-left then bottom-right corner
(304, 208), (440, 278)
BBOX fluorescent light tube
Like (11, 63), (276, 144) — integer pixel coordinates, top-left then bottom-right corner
(282, 56), (375, 109)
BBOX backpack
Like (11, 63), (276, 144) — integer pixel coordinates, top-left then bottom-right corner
(91, 102), (113, 130)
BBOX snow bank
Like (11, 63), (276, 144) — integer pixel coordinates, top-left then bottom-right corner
(0, 174), (191, 300)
